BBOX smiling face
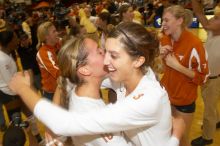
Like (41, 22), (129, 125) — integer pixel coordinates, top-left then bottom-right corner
(104, 37), (136, 82)
(104, 22), (159, 86)
(162, 11), (183, 36)
(45, 25), (59, 46)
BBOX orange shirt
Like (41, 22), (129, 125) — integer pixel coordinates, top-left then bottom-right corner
(160, 30), (209, 106)
(36, 44), (60, 93)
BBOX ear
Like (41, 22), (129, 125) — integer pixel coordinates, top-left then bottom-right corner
(45, 35), (49, 43)
(78, 66), (91, 76)
(177, 17), (184, 26)
(133, 56), (145, 68)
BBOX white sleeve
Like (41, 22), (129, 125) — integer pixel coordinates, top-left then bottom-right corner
(168, 136), (179, 146)
(34, 90), (162, 136)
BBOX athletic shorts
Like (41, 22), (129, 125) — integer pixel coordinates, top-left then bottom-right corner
(173, 102), (196, 113)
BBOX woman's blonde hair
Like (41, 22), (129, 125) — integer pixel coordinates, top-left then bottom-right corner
(36, 21), (54, 49)
(164, 5), (193, 27)
(57, 37), (88, 108)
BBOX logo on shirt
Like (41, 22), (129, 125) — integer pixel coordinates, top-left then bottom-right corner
(101, 133), (113, 142)
(133, 93), (144, 100)
(203, 63), (207, 69)
(178, 55), (184, 61)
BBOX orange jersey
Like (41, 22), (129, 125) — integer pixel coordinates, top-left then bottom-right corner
(160, 30), (209, 106)
(36, 44), (60, 93)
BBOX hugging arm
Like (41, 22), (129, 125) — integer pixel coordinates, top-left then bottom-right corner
(9, 73), (160, 136)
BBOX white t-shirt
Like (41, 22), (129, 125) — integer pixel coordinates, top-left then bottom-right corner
(101, 68), (173, 146)
(68, 88), (131, 146)
(34, 68), (177, 146)
(0, 51), (17, 95)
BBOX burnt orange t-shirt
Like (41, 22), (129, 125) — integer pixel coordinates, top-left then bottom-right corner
(160, 30), (209, 106)
(36, 44), (60, 93)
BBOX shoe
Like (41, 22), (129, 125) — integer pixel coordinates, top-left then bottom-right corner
(191, 136), (213, 146)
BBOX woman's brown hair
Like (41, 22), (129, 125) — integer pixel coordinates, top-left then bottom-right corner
(108, 22), (159, 73)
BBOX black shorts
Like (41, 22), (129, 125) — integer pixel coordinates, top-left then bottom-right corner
(173, 102), (196, 113)
(0, 90), (19, 104)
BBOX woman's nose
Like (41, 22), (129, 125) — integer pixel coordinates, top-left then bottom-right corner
(104, 53), (110, 65)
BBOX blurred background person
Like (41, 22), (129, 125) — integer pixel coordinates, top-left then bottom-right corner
(119, 4), (134, 23)
(191, 1), (220, 146)
(36, 21), (60, 101)
(160, 5), (209, 146)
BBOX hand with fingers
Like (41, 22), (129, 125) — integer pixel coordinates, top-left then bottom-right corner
(9, 71), (31, 94)
(45, 131), (64, 146)
(160, 45), (173, 58)
(164, 53), (181, 70)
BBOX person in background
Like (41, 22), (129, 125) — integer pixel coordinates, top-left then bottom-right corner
(36, 21), (60, 101)
(132, 4), (143, 24)
(17, 30), (43, 143)
(80, 5), (97, 34)
(3, 126), (26, 146)
(107, 0), (117, 14)
(191, 1), (220, 146)
(154, 0), (170, 20)
(146, 0), (170, 27)
(0, 19), (18, 132)
(160, 5), (209, 146)
(69, 24), (87, 38)
(101, 1), (110, 13)
(0, 23), (39, 145)
(21, 14), (33, 41)
(145, 3), (155, 26)
(119, 4), (134, 23)
(0, 26), (20, 130)
(96, 12), (116, 50)
(17, 30), (41, 92)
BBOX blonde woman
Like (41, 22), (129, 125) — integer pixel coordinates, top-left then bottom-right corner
(160, 5), (209, 146)
(36, 21), (60, 100)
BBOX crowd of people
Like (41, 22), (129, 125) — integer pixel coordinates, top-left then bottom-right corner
(0, 0), (220, 146)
